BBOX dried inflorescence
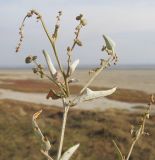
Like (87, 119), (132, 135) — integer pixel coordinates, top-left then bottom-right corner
(16, 9), (122, 160)
(113, 94), (154, 160)
(16, 10), (42, 52)
(16, 9), (154, 160)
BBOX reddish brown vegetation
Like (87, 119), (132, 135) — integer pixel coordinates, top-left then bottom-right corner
(0, 99), (155, 160)
(0, 79), (152, 103)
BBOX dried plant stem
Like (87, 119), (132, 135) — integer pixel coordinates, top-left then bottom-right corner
(41, 150), (54, 160)
(17, 10), (119, 160)
(112, 140), (125, 160)
(39, 17), (64, 75)
(125, 100), (152, 160)
(126, 140), (136, 160)
(126, 117), (146, 160)
(64, 76), (70, 96)
(33, 60), (67, 96)
(66, 24), (82, 77)
(46, 74), (67, 97)
(57, 100), (70, 160)
(80, 57), (111, 94)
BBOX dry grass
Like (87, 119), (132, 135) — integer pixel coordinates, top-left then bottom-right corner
(0, 99), (155, 160)
(0, 79), (152, 103)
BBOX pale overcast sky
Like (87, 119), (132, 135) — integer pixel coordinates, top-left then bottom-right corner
(0, 0), (155, 67)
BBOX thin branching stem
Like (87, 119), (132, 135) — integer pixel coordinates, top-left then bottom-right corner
(126, 140), (136, 160)
(39, 18), (64, 75)
(64, 76), (70, 96)
(112, 140), (124, 160)
(126, 98), (152, 160)
(17, 10), (121, 160)
(66, 24), (82, 77)
(33, 60), (67, 96)
(80, 57), (111, 94)
(71, 57), (112, 105)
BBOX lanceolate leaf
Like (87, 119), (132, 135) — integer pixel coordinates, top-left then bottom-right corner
(103, 34), (116, 54)
(69, 59), (79, 75)
(60, 144), (80, 160)
(42, 50), (57, 76)
(81, 87), (117, 101)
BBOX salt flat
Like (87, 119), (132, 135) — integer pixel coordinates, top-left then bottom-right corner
(0, 69), (155, 112)
(0, 69), (155, 93)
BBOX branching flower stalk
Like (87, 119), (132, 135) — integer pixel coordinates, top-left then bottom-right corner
(16, 10), (118, 160)
(113, 94), (154, 160)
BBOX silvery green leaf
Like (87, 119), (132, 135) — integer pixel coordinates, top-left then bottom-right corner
(42, 137), (51, 152)
(81, 87), (117, 101)
(70, 59), (79, 75)
(42, 50), (57, 76)
(103, 35), (116, 54)
(60, 144), (80, 160)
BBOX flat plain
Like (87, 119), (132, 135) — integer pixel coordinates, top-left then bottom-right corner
(0, 68), (155, 160)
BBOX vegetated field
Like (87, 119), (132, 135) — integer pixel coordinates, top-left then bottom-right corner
(0, 99), (155, 160)
(0, 79), (152, 103)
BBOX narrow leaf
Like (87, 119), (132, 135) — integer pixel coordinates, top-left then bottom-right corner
(70, 59), (79, 75)
(81, 87), (117, 101)
(42, 50), (57, 76)
(60, 144), (80, 160)
(103, 34), (116, 54)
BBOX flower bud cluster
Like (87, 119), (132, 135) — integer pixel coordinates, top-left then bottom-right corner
(76, 14), (87, 26)
(130, 94), (154, 141)
(16, 25), (24, 52)
(16, 10), (42, 53)
(25, 55), (45, 78)
(25, 55), (37, 63)
(52, 11), (62, 40)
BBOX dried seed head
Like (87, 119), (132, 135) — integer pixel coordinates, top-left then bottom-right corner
(76, 14), (83, 21)
(32, 68), (38, 74)
(101, 46), (106, 52)
(55, 24), (59, 29)
(100, 59), (106, 66)
(32, 56), (37, 61)
(39, 70), (44, 78)
(25, 56), (33, 64)
(27, 12), (32, 17)
(16, 25), (24, 52)
(81, 18), (87, 26)
(75, 39), (82, 46)
(38, 64), (44, 69)
(36, 15), (41, 19)
(75, 25), (81, 31)
(58, 11), (62, 16)
(67, 46), (71, 52)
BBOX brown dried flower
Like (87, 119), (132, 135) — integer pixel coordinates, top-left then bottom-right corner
(76, 14), (83, 21)
(25, 56), (33, 64)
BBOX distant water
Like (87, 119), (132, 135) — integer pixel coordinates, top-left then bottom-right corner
(0, 64), (155, 70)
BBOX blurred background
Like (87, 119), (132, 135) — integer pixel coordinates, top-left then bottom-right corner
(0, 0), (155, 160)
